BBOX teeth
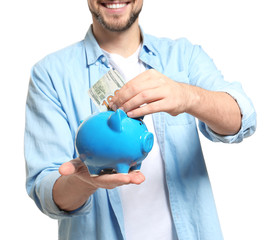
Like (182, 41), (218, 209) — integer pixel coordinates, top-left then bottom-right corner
(105, 3), (127, 9)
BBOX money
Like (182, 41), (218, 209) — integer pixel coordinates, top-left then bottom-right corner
(88, 69), (125, 112)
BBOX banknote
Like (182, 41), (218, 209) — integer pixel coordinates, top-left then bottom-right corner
(88, 69), (125, 112)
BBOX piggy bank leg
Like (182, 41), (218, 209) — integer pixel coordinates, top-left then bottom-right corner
(88, 168), (102, 177)
(116, 163), (130, 174)
(130, 163), (142, 172)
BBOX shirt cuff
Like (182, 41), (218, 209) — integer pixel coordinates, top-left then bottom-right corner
(38, 171), (93, 219)
(199, 121), (243, 143)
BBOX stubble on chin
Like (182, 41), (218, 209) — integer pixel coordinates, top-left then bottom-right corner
(90, 5), (142, 32)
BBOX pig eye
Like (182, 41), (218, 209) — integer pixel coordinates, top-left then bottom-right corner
(139, 123), (142, 125)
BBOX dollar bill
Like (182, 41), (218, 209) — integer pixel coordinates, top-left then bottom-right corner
(88, 69), (125, 112)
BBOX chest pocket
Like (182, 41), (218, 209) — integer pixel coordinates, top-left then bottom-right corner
(165, 112), (194, 126)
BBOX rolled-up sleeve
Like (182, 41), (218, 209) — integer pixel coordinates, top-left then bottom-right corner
(188, 45), (256, 143)
(199, 85), (256, 143)
(24, 61), (92, 219)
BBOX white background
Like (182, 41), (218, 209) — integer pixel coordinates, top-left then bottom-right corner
(0, 0), (275, 239)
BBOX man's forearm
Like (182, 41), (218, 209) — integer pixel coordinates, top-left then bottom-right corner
(185, 84), (242, 136)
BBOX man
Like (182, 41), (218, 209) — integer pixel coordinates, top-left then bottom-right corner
(24, 0), (256, 239)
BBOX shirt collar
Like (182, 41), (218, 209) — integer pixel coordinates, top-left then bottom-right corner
(84, 25), (104, 66)
(139, 27), (157, 57)
(83, 25), (157, 66)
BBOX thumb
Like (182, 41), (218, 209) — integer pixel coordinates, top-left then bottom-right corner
(59, 161), (76, 176)
(59, 158), (85, 176)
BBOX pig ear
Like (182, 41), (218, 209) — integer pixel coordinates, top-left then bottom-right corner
(108, 109), (127, 132)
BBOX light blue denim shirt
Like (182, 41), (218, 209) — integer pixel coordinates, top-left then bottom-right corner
(25, 26), (256, 240)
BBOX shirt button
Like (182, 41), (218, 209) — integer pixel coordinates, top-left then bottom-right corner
(102, 57), (106, 62)
(95, 61), (99, 66)
(149, 51), (153, 55)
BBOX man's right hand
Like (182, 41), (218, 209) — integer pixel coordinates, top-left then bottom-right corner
(53, 158), (145, 212)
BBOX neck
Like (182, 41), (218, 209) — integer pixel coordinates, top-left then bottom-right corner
(92, 19), (141, 58)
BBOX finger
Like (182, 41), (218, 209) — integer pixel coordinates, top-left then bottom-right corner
(128, 170), (146, 184)
(59, 158), (86, 176)
(59, 162), (76, 176)
(121, 88), (163, 113)
(111, 83), (143, 108)
(92, 171), (145, 189)
(127, 99), (168, 118)
(111, 73), (159, 108)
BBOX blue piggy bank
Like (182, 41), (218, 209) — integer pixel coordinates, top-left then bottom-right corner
(75, 109), (154, 176)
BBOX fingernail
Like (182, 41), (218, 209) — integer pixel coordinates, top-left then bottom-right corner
(112, 104), (118, 111)
(127, 111), (133, 117)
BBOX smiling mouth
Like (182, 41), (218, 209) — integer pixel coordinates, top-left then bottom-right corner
(101, 2), (130, 9)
